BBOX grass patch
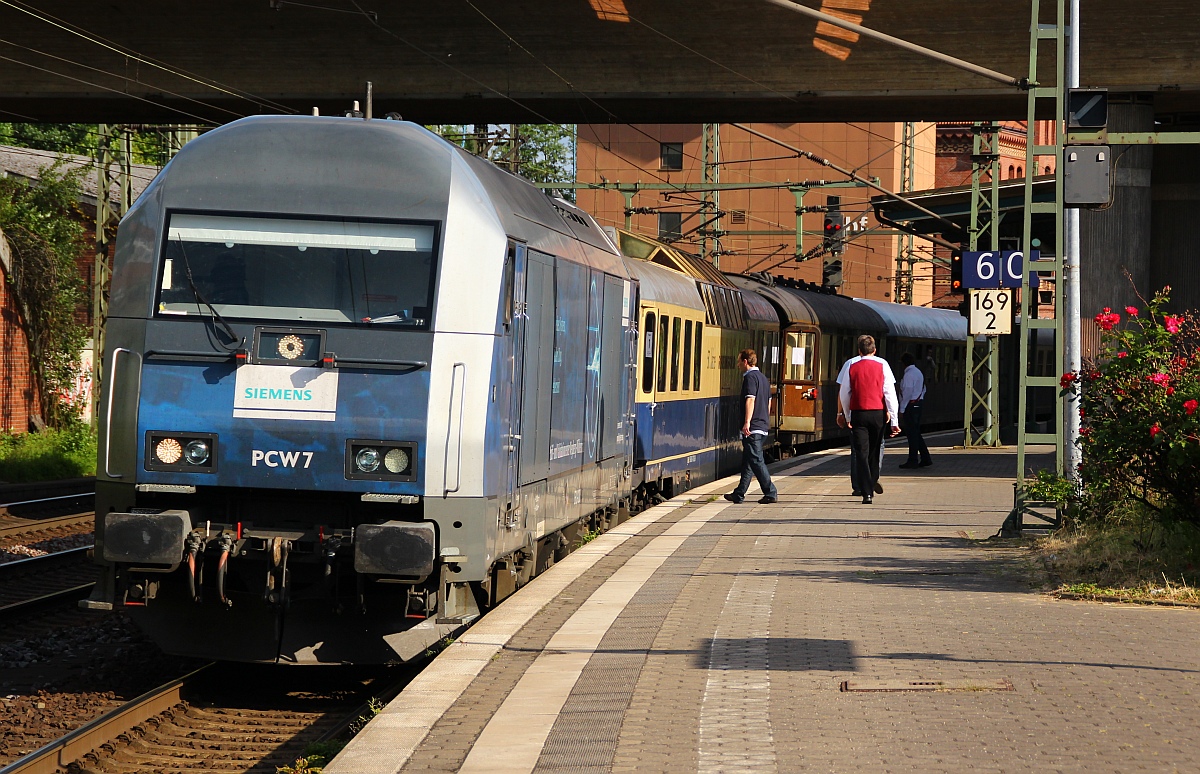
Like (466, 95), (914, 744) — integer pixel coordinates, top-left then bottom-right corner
(0, 425), (96, 482)
(1036, 520), (1200, 605)
(575, 526), (603, 547)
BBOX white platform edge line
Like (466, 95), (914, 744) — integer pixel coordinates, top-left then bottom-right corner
(324, 445), (851, 774)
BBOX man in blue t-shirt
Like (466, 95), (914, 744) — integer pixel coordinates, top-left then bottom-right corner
(724, 349), (778, 504)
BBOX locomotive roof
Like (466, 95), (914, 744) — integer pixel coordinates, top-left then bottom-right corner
(852, 297), (968, 341)
(110, 117), (631, 316)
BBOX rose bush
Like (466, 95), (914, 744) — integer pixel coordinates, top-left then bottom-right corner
(1062, 289), (1200, 525)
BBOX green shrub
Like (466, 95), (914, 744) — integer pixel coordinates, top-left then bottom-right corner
(0, 425), (96, 482)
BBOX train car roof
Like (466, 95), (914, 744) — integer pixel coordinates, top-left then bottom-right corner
(852, 298), (968, 341)
(624, 258), (706, 312)
(726, 273), (886, 333)
(610, 229), (736, 288)
(740, 288), (780, 330)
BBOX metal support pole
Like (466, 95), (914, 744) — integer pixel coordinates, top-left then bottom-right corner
(964, 122), (1003, 448)
(792, 188), (808, 259)
(894, 121), (916, 304)
(1063, 0), (1082, 480)
(701, 123), (722, 267)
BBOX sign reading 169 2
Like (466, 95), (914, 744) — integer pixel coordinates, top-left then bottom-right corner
(969, 289), (1012, 336)
(962, 250), (1040, 289)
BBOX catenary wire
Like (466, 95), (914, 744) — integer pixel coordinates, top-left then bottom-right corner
(0, 0), (297, 114)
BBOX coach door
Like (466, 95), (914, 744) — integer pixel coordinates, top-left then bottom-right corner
(781, 328), (818, 433)
(517, 250), (555, 487)
(634, 305), (661, 465)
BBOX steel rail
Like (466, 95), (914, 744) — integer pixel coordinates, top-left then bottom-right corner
(0, 583), (96, 621)
(0, 513), (95, 540)
(0, 665), (213, 774)
(0, 492), (94, 510)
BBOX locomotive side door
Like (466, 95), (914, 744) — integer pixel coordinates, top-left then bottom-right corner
(781, 327), (819, 433)
(501, 243), (525, 529)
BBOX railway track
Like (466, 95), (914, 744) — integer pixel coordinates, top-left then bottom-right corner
(2, 663), (413, 774)
(0, 548), (96, 619)
(0, 480), (97, 565)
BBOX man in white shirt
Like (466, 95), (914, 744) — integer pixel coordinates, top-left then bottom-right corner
(837, 335), (900, 504)
(897, 351), (932, 469)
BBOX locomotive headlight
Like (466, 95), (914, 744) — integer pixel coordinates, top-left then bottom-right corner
(155, 438), (183, 465)
(384, 447), (410, 474)
(355, 447), (381, 473)
(184, 440), (210, 466)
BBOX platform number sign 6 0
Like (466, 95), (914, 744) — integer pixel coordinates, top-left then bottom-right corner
(962, 250), (1039, 289)
(969, 289), (1013, 336)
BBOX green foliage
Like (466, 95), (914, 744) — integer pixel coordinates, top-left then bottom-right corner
(1022, 469), (1076, 503)
(0, 425), (97, 482)
(1063, 288), (1200, 525)
(347, 698), (385, 735)
(427, 124), (575, 197)
(0, 160), (90, 427)
(0, 123), (96, 156)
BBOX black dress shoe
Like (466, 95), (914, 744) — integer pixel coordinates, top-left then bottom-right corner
(758, 496), (777, 504)
(898, 462), (919, 469)
(852, 490), (863, 497)
(723, 493), (744, 504)
(919, 460), (933, 467)
(862, 494), (873, 504)
(873, 482), (884, 494)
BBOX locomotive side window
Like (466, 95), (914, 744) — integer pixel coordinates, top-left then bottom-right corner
(158, 214), (437, 327)
(693, 323), (703, 390)
(682, 320), (693, 391)
(670, 317), (682, 392)
(642, 311), (656, 394)
(657, 315), (669, 393)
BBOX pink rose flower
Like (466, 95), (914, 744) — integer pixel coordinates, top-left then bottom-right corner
(1164, 315), (1181, 334)
(1117, 351), (1128, 359)
(1149, 372), (1170, 386)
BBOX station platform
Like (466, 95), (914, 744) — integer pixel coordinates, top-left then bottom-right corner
(329, 437), (1200, 773)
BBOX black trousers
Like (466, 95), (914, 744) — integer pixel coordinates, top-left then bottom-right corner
(902, 402), (931, 464)
(851, 409), (887, 493)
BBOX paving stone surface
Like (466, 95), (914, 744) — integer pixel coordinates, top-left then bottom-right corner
(400, 441), (1200, 773)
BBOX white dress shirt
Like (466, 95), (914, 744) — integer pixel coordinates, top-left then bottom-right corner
(836, 354), (899, 427)
(898, 364), (927, 415)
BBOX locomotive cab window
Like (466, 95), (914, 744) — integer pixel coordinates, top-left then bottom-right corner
(158, 214), (437, 327)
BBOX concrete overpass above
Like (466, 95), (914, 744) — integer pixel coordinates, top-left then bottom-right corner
(2, 1), (1199, 124)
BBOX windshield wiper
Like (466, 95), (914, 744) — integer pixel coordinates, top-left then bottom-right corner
(175, 237), (243, 351)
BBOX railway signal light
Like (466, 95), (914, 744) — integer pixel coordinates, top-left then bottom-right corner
(950, 251), (964, 294)
(823, 213), (847, 256)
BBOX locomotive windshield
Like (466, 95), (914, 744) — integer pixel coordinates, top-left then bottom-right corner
(157, 214), (437, 327)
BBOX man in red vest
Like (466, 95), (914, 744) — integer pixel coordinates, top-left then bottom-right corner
(837, 335), (900, 504)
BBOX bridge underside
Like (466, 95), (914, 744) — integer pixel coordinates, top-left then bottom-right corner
(2, 1), (1199, 124)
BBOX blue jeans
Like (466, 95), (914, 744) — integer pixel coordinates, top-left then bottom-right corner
(732, 433), (777, 500)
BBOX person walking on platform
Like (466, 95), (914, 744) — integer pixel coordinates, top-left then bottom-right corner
(838, 335), (900, 504)
(836, 357), (886, 497)
(724, 349), (778, 505)
(898, 352), (932, 469)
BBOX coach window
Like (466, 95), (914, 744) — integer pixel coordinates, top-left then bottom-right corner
(786, 331), (815, 381)
(670, 317), (682, 391)
(693, 323), (703, 390)
(682, 320), (694, 390)
(642, 312), (656, 394)
(657, 315), (670, 392)
(660, 142), (684, 171)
